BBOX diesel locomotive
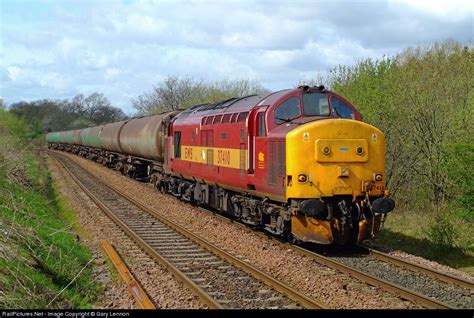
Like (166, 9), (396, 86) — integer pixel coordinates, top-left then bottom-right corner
(47, 85), (395, 245)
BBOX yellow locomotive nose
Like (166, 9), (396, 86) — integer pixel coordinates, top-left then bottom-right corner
(286, 119), (385, 199)
(285, 119), (389, 244)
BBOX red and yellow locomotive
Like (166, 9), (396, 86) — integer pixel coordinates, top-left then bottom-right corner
(47, 85), (395, 245)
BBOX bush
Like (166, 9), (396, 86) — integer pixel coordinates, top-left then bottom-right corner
(427, 212), (458, 248)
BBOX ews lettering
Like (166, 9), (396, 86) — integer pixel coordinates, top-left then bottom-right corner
(184, 147), (193, 160)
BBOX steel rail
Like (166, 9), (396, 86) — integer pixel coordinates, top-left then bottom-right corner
(53, 154), (223, 309)
(358, 244), (474, 291)
(200, 210), (455, 309)
(51, 152), (327, 309)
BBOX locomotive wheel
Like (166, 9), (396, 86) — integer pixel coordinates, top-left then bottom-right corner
(289, 235), (302, 245)
(160, 182), (167, 194)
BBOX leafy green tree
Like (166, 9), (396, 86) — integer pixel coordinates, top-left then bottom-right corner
(329, 41), (473, 205)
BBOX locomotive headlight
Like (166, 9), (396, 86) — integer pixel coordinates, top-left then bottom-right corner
(322, 145), (331, 155)
(356, 146), (364, 155)
(298, 174), (308, 183)
(338, 166), (350, 177)
(374, 173), (383, 182)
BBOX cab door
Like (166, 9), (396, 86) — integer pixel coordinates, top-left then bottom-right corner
(247, 107), (268, 191)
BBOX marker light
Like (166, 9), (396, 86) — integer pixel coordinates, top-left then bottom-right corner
(322, 145), (331, 155)
(374, 173), (383, 182)
(338, 166), (350, 177)
(298, 174), (308, 183)
(356, 146), (364, 155)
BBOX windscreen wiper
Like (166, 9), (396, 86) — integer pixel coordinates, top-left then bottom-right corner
(275, 117), (293, 123)
(333, 108), (342, 118)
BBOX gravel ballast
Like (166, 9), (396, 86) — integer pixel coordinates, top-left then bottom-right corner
(46, 153), (205, 309)
(56, 151), (425, 309)
(332, 254), (473, 308)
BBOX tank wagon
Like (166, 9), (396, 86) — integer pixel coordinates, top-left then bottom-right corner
(78, 126), (104, 159)
(46, 131), (62, 149)
(47, 85), (395, 245)
(99, 120), (127, 167)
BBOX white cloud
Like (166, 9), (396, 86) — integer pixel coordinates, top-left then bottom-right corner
(59, 37), (83, 59)
(7, 66), (21, 81)
(394, 0), (474, 21)
(1, 0), (472, 113)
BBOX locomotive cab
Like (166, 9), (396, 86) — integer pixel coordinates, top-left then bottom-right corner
(260, 86), (395, 245)
(286, 119), (394, 244)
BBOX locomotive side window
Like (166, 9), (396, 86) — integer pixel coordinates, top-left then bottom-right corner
(222, 114), (232, 123)
(237, 112), (248, 122)
(257, 112), (266, 137)
(303, 92), (330, 116)
(274, 97), (300, 124)
(174, 131), (181, 158)
(205, 116), (214, 125)
(213, 115), (222, 124)
(331, 96), (355, 119)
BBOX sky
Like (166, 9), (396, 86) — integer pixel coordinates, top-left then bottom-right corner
(1, 0), (473, 115)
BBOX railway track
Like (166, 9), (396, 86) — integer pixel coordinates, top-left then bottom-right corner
(48, 150), (474, 309)
(210, 210), (473, 309)
(330, 244), (474, 309)
(50, 151), (327, 309)
(209, 213), (473, 309)
(294, 245), (473, 309)
(361, 245), (473, 291)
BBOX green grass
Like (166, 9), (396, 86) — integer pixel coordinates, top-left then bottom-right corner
(0, 110), (103, 309)
(375, 209), (474, 275)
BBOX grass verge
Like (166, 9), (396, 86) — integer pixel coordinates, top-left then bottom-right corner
(0, 110), (102, 308)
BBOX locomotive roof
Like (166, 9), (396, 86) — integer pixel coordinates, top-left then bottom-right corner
(173, 89), (293, 124)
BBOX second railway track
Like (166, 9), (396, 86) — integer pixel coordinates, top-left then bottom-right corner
(50, 151), (327, 309)
(207, 208), (474, 309)
(208, 210), (473, 309)
(49, 150), (474, 310)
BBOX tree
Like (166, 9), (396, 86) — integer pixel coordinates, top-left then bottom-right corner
(8, 93), (128, 132)
(133, 76), (270, 115)
(327, 40), (473, 210)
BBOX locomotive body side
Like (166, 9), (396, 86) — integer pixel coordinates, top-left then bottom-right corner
(166, 86), (394, 244)
(168, 93), (291, 195)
